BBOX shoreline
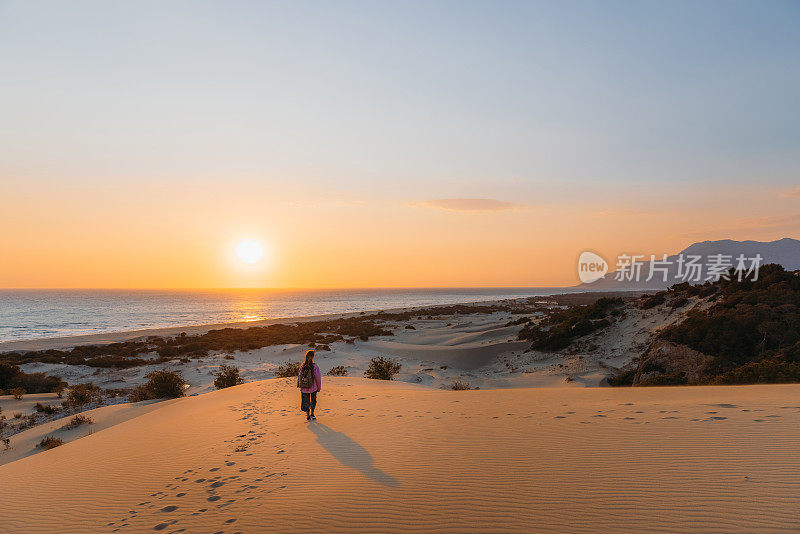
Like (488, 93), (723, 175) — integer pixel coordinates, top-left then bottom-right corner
(0, 297), (529, 352)
(0, 290), (642, 353)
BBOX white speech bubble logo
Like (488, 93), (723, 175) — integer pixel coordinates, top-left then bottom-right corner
(578, 251), (609, 283)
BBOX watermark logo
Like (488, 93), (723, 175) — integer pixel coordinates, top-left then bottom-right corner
(578, 251), (763, 284)
(577, 251), (609, 283)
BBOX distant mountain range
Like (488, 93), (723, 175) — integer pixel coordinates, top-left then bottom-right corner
(578, 238), (800, 290)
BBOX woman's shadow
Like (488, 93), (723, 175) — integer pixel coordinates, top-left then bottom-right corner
(308, 422), (399, 487)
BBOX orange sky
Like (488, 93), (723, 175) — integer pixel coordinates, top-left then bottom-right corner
(2, 178), (797, 289)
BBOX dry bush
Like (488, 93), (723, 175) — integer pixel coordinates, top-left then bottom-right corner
(274, 361), (301, 378)
(450, 381), (471, 390)
(128, 384), (153, 402)
(65, 383), (102, 408)
(9, 387), (25, 400)
(64, 415), (93, 429)
(326, 366), (348, 377)
(35, 403), (59, 415)
(38, 435), (63, 450)
(213, 365), (244, 389)
(364, 357), (401, 380)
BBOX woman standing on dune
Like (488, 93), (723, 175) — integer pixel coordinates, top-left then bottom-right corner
(297, 349), (321, 421)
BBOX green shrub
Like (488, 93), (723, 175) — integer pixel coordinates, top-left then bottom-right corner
(142, 370), (186, 399)
(662, 265), (800, 373)
(213, 365), (244, 389)
(519, 297), (623, 351)
(274, 361), (301, 378)
(712, 359), (800, 385)
(637, 373), (688, 386)
(606, 369), (636, 386)
(670, 296), (689, 309)
(640, 293), (666, 310)
(0, 362), (20, 388)
(364, 357), (401, 380)
(609, 265), (800, 386)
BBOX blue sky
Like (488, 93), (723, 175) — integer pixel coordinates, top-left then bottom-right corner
(2, 1), (798, 191)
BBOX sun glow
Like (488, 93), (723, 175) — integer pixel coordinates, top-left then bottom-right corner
(235, 239), (265, 265)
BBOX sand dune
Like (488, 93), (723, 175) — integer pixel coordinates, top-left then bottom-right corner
(2, 378), (800, 533)
(6, 294), (677, 396)
(0, 398), (178, 466)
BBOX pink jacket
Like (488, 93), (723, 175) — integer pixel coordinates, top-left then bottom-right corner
(297, 363), (322, 394)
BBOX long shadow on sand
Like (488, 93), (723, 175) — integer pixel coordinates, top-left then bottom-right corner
(308, 423), (399, 487)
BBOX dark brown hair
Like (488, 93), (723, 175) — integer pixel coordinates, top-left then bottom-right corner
(302, 349), (315, 371)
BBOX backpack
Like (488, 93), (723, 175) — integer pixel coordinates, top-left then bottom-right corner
(299, 364), (314, 389)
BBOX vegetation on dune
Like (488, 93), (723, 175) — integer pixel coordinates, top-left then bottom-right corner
(364, 357), (401, 380)
(130, 370), (186, 401)
(373, 302), (539, 323)
(609, 265), (800, 386)
(326, 365), (348, 376)
(274, 361), (301, 378)
(0, 316), (396, 369)
(213, 364), (244, 389)
(64, 414), (93, 429)
(505, 316), (533, 327)
(450, 380), (472, 390)
(38, 435), (63, 450)
(518, 297), (624, 351)
(638, 293), (666, 310)
(64, 383), (103, 408)
(35, 402), (59, 415)
(0, 362), (66, 394)
(0, 301), (551, 376)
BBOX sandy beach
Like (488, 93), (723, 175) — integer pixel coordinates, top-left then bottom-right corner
(2, 378), (800, 533)
(1, 274), (797, 534)
(1, 292), (663, 397)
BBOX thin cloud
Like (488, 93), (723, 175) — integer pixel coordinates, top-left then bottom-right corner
(780, 187), (800, 198)
(411, 198), (523, 213)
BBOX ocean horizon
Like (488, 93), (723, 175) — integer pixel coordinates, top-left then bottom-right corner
(0, 287), (577, 343)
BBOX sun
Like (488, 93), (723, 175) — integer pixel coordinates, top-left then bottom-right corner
(235, 239), (265, 265)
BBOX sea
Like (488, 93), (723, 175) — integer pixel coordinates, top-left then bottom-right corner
(0, 288), (575, 343)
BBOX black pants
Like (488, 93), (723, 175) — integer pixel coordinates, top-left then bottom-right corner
(301, 391), (317, 414)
